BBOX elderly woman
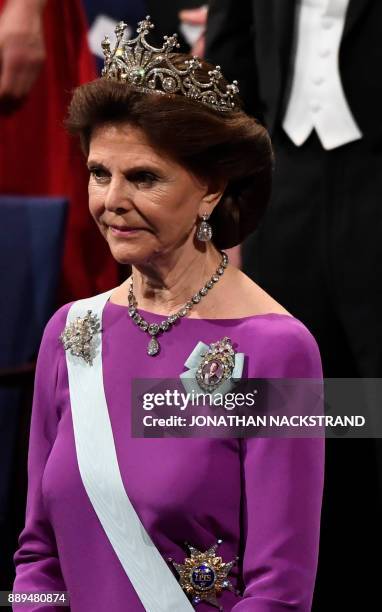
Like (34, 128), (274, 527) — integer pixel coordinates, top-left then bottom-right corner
(12, 17), (324, 612)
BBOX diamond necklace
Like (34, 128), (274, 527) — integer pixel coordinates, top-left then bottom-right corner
(127, 251), (229, 356)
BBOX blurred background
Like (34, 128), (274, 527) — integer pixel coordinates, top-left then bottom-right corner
(1, 1), (381, 611)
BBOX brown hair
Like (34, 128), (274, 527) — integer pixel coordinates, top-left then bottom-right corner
(65, 55), (274, 249)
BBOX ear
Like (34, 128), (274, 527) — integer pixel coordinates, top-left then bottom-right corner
(198, 179), (228, 217)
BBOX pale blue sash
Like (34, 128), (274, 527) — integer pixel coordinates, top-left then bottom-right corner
(65, 290), (193, 611)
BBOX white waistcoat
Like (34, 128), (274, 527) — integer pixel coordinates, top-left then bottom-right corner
(282, 0), (363, 150)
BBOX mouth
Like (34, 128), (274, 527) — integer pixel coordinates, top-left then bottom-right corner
(108, 225), (145, 237)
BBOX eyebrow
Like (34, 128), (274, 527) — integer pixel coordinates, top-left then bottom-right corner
(86, 161), (164, 176)
(87, 160), (108, 170)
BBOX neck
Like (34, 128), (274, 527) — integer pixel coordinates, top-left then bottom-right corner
(130, 242), (223, 315)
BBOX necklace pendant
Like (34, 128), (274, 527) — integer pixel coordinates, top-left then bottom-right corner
(147, 335), (160, 356)
(129, 250), (229, 358)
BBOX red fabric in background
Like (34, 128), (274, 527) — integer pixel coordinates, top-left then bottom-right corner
(0, 0), (118, 302)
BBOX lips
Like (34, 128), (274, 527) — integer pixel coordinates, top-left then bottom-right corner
(111, 225), (138, 231)
(109, 225), (144, 235)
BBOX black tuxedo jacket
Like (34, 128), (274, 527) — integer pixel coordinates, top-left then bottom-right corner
(206, 0), (381, 144)
(147, 0), (203, 50)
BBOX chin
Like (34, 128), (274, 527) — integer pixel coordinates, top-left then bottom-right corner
(107, 242), (151, 266)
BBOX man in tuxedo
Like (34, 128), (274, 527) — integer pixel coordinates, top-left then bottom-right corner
(83, 0), (204, 64)
(206, 1), (382, 610)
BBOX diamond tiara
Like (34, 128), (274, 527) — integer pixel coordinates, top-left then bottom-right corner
(101, 16), (240, 113)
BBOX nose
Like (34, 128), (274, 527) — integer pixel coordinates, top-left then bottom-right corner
(104, 175), (134, 213)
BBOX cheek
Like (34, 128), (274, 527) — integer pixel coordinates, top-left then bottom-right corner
(144, 203), (195, 243)
(143, 184), (200, 231)
(88, 183), (105, 221)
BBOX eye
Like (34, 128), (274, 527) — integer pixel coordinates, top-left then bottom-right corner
(131, 171), (158, 187)
(88, 166), (110, 183)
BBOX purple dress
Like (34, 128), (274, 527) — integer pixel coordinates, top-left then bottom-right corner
(13, 299), (325, 612)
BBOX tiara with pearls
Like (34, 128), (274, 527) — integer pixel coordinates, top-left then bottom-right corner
(101, 16), (240, 113)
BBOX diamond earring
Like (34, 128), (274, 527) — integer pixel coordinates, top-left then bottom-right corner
(197, 213), (213, 242)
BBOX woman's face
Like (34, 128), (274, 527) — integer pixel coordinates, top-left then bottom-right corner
(87, 122), (217, 265)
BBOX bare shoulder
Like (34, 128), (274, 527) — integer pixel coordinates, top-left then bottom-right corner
(213, 267), (293, 318)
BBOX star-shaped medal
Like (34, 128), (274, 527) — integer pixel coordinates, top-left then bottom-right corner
(169, 539), (239, 610)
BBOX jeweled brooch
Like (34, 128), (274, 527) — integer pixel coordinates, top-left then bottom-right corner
(180, 337), (245, 400)
(168, 540), (239, 610)
(59, 310), (101, 365)
(196, 337), (236, 392)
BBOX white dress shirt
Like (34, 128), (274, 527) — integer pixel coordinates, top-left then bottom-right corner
(282, 0), (363, 150)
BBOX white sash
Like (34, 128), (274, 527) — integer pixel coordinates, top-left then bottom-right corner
(65, 290), (194, 612)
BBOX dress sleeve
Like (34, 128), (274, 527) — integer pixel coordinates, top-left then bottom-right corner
(232, 323), (325, 611)
(12, 307), (70, 611)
